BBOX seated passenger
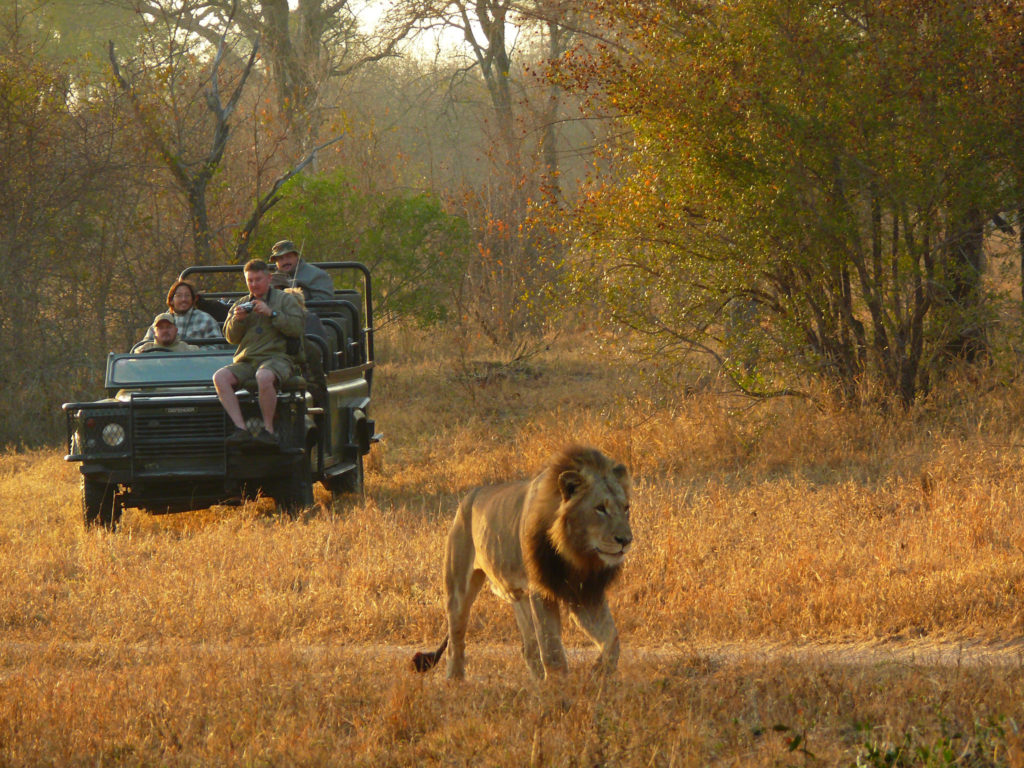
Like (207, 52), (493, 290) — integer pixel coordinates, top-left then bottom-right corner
(141, 279), (222, 343)
(272, 272), (329, 340)
(213, 260), (305, 447)
(269, 240), (334, 302)
(280, 286), (328, 409)
(136, 313), (199, 353)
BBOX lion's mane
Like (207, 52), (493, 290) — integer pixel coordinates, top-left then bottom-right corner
(523, 445), (629, 606)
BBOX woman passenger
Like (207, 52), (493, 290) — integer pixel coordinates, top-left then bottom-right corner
(140, 279), (222, 343)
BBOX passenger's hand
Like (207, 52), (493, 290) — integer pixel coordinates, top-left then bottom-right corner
(251, 299), (272, 316)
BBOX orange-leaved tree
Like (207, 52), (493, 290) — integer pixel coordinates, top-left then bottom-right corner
(559, 0), (1024, 404)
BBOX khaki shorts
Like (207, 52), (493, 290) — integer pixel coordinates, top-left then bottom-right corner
(224, 357), (294, 389)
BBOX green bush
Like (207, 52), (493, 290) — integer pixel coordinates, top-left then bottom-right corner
(851, 718), (1012, 767)
(255, 170), (471, 327)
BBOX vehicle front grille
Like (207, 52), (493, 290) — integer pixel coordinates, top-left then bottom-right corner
(132, 406), (226, 475)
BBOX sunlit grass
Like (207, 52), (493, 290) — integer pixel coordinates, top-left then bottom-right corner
(2, 329), (1023, 765)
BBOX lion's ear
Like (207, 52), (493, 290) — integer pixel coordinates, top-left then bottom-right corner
(558, 470), (586, 500)
(612, 463), (629, 483)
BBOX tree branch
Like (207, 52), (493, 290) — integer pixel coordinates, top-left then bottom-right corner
(234, 134), (345, 261)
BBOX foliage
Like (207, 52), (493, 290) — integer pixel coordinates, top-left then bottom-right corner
(0, 26), (174, 446)
(256, 171), (472, 326)
(107, 26), (263, 263)
(560, 0), (1024, 404)
(852, 718), (1012, 767)
(15, 0), (142, 74)
(394, 1), (599, 353)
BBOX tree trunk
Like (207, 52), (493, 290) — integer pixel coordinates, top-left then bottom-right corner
(947, 208), (985, 361)
(1019, 207), (1023, 305)
(541, 20), (563, 201)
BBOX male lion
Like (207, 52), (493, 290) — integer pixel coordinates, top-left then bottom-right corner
(412, 444), (633, 680)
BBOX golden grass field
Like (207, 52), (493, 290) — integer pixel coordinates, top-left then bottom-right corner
(2, 330), (1024, 766)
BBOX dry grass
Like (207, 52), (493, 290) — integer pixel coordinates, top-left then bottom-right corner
(2, 329), (1024, 766)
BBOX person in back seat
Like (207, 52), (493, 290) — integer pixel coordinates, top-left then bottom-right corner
(282, 287), (328, 406)
(273, 272), (329, 339)
(213, 260), (304, 448)
(140, 279), (222, 343)
(269, 240), (334, 302)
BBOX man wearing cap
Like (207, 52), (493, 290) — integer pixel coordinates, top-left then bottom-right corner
(136, 313), (199, 353)
(212, 259), (305, 447)
(269, 239), (335, 302)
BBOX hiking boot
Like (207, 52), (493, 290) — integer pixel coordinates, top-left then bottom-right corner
(253, 428), (280, 448)
(225, 427), (253, 446)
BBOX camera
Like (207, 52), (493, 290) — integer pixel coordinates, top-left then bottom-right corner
(237, 301), (256, 313)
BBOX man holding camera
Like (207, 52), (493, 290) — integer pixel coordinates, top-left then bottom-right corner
(213, 259), (305, 447)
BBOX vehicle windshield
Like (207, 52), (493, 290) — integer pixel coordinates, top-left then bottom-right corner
(106, 349), (235, 389)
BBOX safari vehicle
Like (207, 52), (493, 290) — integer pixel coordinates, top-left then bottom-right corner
(63, 262), (378, 528)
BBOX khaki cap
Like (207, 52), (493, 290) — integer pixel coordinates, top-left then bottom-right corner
(270, 240), (299, 261)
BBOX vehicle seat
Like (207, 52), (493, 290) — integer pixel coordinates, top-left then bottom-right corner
(236, 375), (307, 392)
(320, 318), (348, 367)
(196, 296), (232, 323)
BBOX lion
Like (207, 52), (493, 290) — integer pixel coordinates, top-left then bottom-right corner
(411, 444), (633, 680)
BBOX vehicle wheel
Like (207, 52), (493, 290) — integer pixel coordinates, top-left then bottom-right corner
(273, 447), (314, 518)
(325, 452), (364, 498)
(82, 475), (122, 530)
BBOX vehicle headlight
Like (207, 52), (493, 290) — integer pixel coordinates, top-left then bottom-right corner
(102, 423), (126, 447)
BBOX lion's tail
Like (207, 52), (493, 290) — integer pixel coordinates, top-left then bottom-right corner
(410, 635), (449, 673)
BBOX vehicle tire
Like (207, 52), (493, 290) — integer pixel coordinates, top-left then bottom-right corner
(325, 452), (364, 498)
(82, 475), (122, 530)
(274, 447), (314, 518)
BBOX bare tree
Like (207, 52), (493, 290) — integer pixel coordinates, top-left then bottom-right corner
(109, 0), (418, 157)
(109, 35), (259, 261)
(396, 0), (590, 346)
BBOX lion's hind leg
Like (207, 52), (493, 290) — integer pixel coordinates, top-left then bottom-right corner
(440, 493), (487, 680)
(446, 567), (486, 679)
(512, 597), (545, 679)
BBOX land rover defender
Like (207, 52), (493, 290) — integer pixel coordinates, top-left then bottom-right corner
(63, 261), (378, 528)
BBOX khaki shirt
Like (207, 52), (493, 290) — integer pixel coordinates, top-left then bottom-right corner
(136, 339), (198, 353)
(223, 288), (304, 366)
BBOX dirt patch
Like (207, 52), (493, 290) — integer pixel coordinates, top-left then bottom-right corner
(3, 638), (1021, 674)
(629, 638), (1024, 668)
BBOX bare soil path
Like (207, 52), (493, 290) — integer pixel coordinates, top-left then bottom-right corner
(2, 638), (1022, 672)
(639, 638), (1024, 668)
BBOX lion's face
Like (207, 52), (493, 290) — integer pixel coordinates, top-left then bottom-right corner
(552, 462), (633, 572)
